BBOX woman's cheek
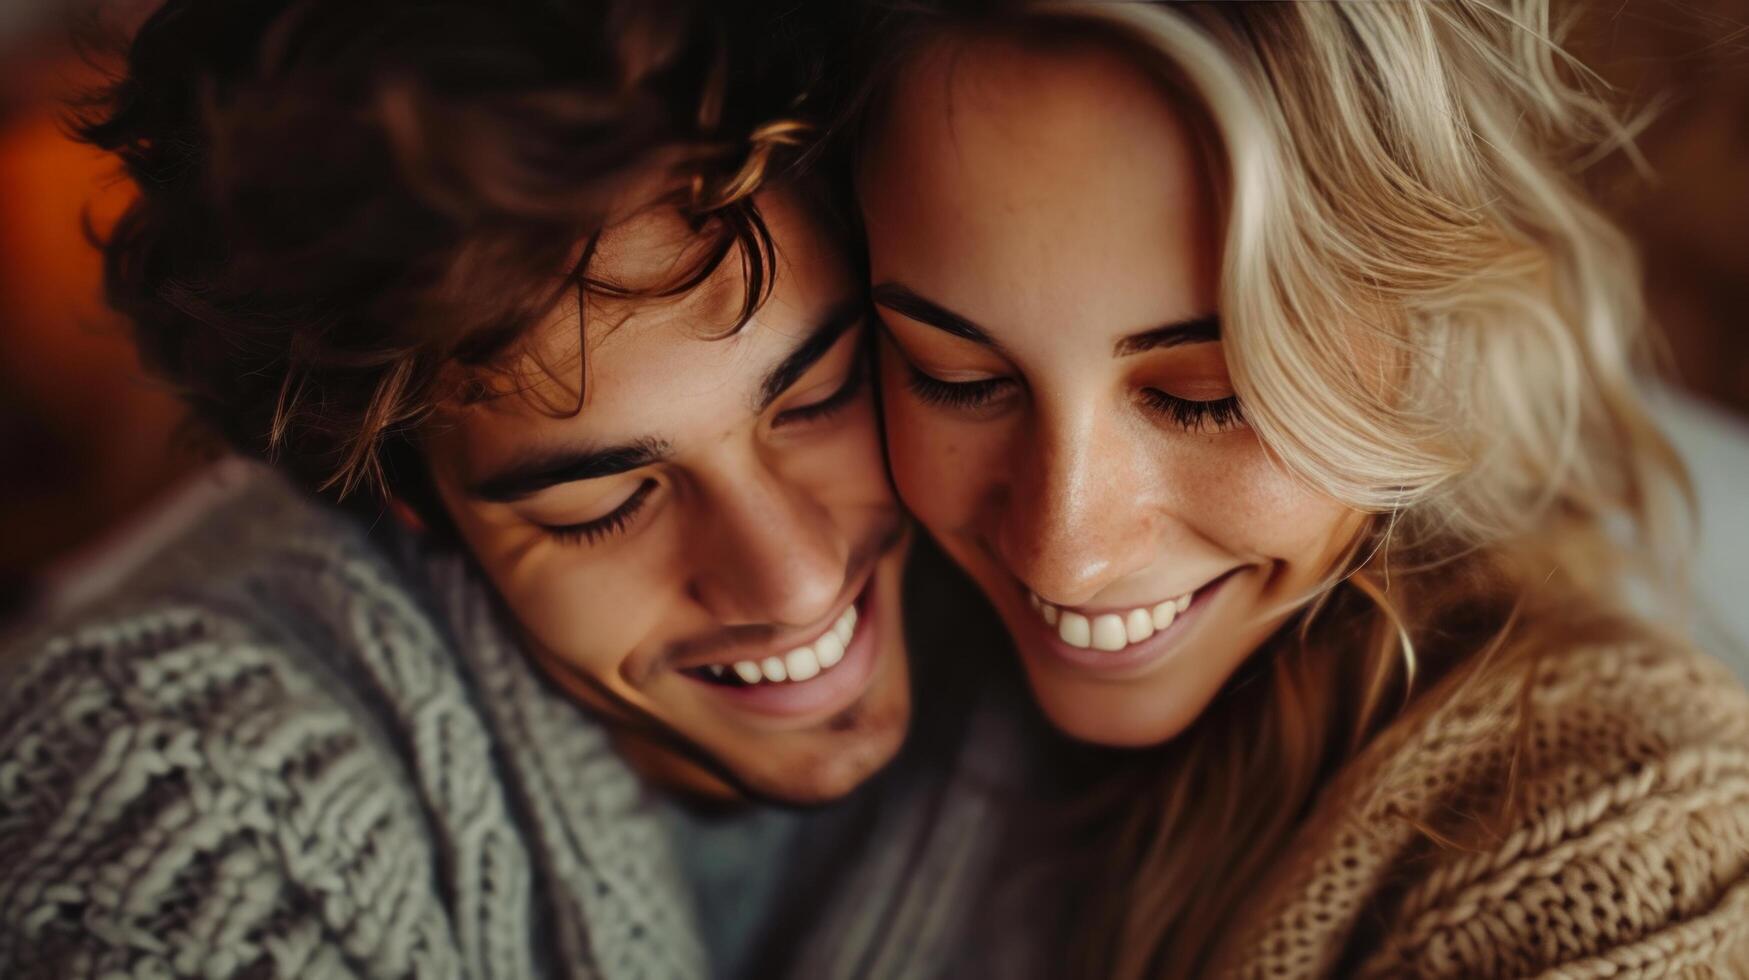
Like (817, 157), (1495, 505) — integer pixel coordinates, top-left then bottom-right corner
(876, 343), (1002, 531)
(883, 406), (992, 532)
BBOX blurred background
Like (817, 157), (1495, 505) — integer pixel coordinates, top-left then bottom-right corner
(1, 0), (1746, 627)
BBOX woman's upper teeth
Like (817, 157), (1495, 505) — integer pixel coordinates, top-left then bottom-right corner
(1029, 590), (1192, 651)
(718, 604), (858, 686)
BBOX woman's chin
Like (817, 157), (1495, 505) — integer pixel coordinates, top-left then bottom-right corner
(1015, 652), (1205, 748)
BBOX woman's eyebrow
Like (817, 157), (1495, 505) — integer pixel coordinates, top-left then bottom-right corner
(871, 282), (999, 349)
(874, 281), (1218, 357)
(1113, 314), (1221, 356)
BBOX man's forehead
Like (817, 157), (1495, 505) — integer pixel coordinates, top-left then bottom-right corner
(438, 325), (751, 491)
(435, 191), (849, 479)
(526, 238), (750, 368)
(491, 256), (759, 411)
(507, 299), (705, 393)
(591, 205), (733, 290)
(450, 281), (824, 460)
(476, 303), (765, 425)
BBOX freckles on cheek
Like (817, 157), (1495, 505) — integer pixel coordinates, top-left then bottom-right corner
(1179, 438), (1355, 563)
(1193, 451), (1280, 527)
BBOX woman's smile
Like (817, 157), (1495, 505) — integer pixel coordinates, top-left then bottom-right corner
(1013, 565), (1247, 675)
(860, 32), (1362, 746)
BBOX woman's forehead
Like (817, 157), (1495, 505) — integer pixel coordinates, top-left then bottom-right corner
(862, 35), (1219, 351)
(874, 32), (1197, 169)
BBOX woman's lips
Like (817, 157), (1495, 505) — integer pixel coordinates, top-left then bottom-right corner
(1017, 568), (1244, 677)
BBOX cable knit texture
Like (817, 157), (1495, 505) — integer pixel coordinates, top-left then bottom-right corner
(0, 468), (1019, 979)
(7, 465), (1747, 979)
(1223, 638), (1749, 979)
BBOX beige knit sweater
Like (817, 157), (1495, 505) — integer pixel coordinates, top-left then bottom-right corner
(1223, 641), (1749, 978)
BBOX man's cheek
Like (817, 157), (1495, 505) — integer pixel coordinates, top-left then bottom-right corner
(799, 430), (900, 504)
(511, 569), (648, 678)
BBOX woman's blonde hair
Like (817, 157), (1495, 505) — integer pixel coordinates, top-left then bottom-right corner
(848, 0), (1693, 975)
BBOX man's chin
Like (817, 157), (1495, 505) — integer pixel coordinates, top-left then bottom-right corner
(727, 597), (916, 804)
(725, 701), (912, 806)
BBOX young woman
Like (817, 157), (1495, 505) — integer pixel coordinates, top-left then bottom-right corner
(848, 1), (1749, 976)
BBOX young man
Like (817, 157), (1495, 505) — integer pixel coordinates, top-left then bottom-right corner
(0, 1), (1020, 976)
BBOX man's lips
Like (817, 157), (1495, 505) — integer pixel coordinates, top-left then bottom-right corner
(674, 588), (865, 682)
(679, 572), (887, 722)
(649, 516), (907, 679)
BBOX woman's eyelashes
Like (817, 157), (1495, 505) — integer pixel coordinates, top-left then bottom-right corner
(543, 478), (658, 545)
(903, 359), (1244, 432)
(1138, 388), (1245, 432)
(904, 365), (1014, 410)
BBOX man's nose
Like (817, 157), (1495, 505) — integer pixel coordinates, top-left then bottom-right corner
(688, 462), (848, 628)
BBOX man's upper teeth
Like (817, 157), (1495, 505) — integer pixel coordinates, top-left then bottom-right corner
(815, 631), (846, 669)
(1031, 590), (1193, 651)
(718, 604), (859, 685)
(785, 646), (820, 682)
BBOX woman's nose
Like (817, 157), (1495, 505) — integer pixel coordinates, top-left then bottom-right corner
(993, 407), (1161, 606)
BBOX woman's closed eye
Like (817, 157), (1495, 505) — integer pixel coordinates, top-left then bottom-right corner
(1139, 388), (1245, 433)
(904, 365), (1245, 434)
(904, 362), (1016, 411)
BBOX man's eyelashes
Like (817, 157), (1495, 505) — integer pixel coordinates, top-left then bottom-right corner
(542, 478), (658, 545)
(773, 346), (870, 428)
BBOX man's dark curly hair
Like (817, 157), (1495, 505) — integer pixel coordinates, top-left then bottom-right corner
(73, 0), (840, 518)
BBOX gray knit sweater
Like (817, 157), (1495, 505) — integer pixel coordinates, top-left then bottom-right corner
(0, 469), (1021, 979)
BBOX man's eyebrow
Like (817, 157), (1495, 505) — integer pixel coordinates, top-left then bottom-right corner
(870, 282), (997, 348)
(1113, 314), (1222, 356)
(756, 296), (869, 412)
(469, 436), (672, 503)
